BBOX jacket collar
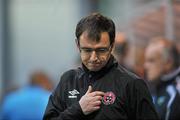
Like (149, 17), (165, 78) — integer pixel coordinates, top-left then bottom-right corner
(81, 55), (118, 80)
(157, 67), (179, 89)
(161, 67), (180, 82)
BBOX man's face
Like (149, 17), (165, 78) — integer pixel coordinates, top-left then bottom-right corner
(78, 32), (113, 71)
(144, 44), (166, 82)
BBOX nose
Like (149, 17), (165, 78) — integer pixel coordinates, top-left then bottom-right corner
(89, 51), (98, 61)
(144, 61), (150, 71)
(144, 62), (147, 69)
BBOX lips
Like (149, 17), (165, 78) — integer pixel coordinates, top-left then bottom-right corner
(88, 63), (101, 67)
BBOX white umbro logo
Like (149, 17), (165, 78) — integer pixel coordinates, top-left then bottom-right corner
(68, 89), (80, 98)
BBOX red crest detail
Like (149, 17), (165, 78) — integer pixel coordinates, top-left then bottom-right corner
(102, 92), (116, 105)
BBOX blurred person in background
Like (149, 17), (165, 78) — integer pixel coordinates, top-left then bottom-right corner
(112, 32), (144, 77)
(175, 40), (180, 53)
(175, 67), (180, 93)
(1, 70), (53, 120)
(162, 66), (180, 94)
(113, 32), (129, 66)
(144, 37), (180, 120)
(175, 40), (180, 65)
(112, 32), (133, 70)
(43, 13), (159, 120)
(174, 41), (180, 91)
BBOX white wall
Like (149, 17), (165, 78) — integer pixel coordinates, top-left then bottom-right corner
(9, 0), (81, 86)
(0, 0), (3, 101)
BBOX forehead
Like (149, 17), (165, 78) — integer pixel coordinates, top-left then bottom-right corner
(145, 44), (163, 59)
(79, 32), (110, 47)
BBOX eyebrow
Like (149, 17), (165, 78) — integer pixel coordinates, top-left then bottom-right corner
(80, 46), (110, 49)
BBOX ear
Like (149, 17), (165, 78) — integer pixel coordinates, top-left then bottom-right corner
(75, 39), (80, 51)
(165, 58), (174, 72)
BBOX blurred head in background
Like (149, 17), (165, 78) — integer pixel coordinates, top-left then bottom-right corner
(113, 32), (129, 65)
(144, 37), (179, 85)
(0, 70), (53, 120)
(29, 70), (53, 91)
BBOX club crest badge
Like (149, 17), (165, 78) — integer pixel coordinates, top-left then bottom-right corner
(102, 91), (116, 105)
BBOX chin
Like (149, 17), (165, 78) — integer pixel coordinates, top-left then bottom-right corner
(148, 78), (159, 84)
(88, 67), (102, 72)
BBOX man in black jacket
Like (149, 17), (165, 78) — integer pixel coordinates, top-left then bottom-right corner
(43, 13), (159, 120)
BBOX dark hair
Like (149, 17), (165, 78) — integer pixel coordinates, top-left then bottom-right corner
(75, 13), (115, 46)
(114, 40), (129, 56)
(170, 44), (179, 68)
(29, 71), (53, 91)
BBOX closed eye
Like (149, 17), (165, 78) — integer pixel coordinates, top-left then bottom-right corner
(80, 48), (93, 53)
(96, 48), (109, 53)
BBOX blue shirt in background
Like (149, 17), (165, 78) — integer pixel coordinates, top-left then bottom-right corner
(1, 86), (50, 120)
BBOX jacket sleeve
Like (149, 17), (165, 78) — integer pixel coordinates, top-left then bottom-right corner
(127, 79), (160, 120)
(43, 71), (85, 120)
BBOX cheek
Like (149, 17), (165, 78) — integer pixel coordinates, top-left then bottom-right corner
(152, 67), (163, 76)
(102, 52), (111, 60)
(99, 56), (106, 61)
(99, 55), (110, 64)
(81, 55), (89, 64)
(146, 59), (164, 70)
(148, 63), (165, 79)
